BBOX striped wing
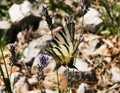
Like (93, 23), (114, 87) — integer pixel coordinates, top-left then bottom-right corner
(45, 18), (79, 68)
(46, 42), (74, 66)
(50, 21), (75, 47)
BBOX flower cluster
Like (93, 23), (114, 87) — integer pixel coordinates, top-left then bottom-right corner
(36, 54), (49, 83)
(9, 44), (22, 67)
(39, 54), (49, 68)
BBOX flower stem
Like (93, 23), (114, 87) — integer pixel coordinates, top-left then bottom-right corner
(56, 69), (60, 93)
(0, 44), (12, 93)
(0, 45), (9, 79)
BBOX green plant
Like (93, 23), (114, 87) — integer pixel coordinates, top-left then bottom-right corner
(0, 41), (12, 93)
(0, 0), (11, 20)
(99, 0), (120, 36)
(0, 29), (7, 49)
(0, 28), (12, 93)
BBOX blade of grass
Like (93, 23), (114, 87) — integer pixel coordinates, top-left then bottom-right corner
(0, 43), (12, 93)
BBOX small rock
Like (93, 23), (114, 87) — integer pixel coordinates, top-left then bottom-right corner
(77, 83), (94, 93)
(23, 39), (41, 65)
(77, 83), (89, 93)
(10, 72), (29, 93)
(111, 64), (120, 83)
(9, 0), (32, 22)
(75, 58), (92, 72)
(20, 0), (32, 15)
(88, 39), (100, 53)
(82, 8), (103, 33)
(39, 20), (50, 33)
(0, 20), (10, 29)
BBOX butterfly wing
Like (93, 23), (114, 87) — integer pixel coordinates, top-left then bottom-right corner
(45, 17), (79, 69)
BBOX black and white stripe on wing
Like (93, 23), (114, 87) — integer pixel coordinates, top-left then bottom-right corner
(50, 28), (69, 47)
(45, 48), (62, 61)
(67, 22), (75, 42)
(64, 19), (75, 43)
